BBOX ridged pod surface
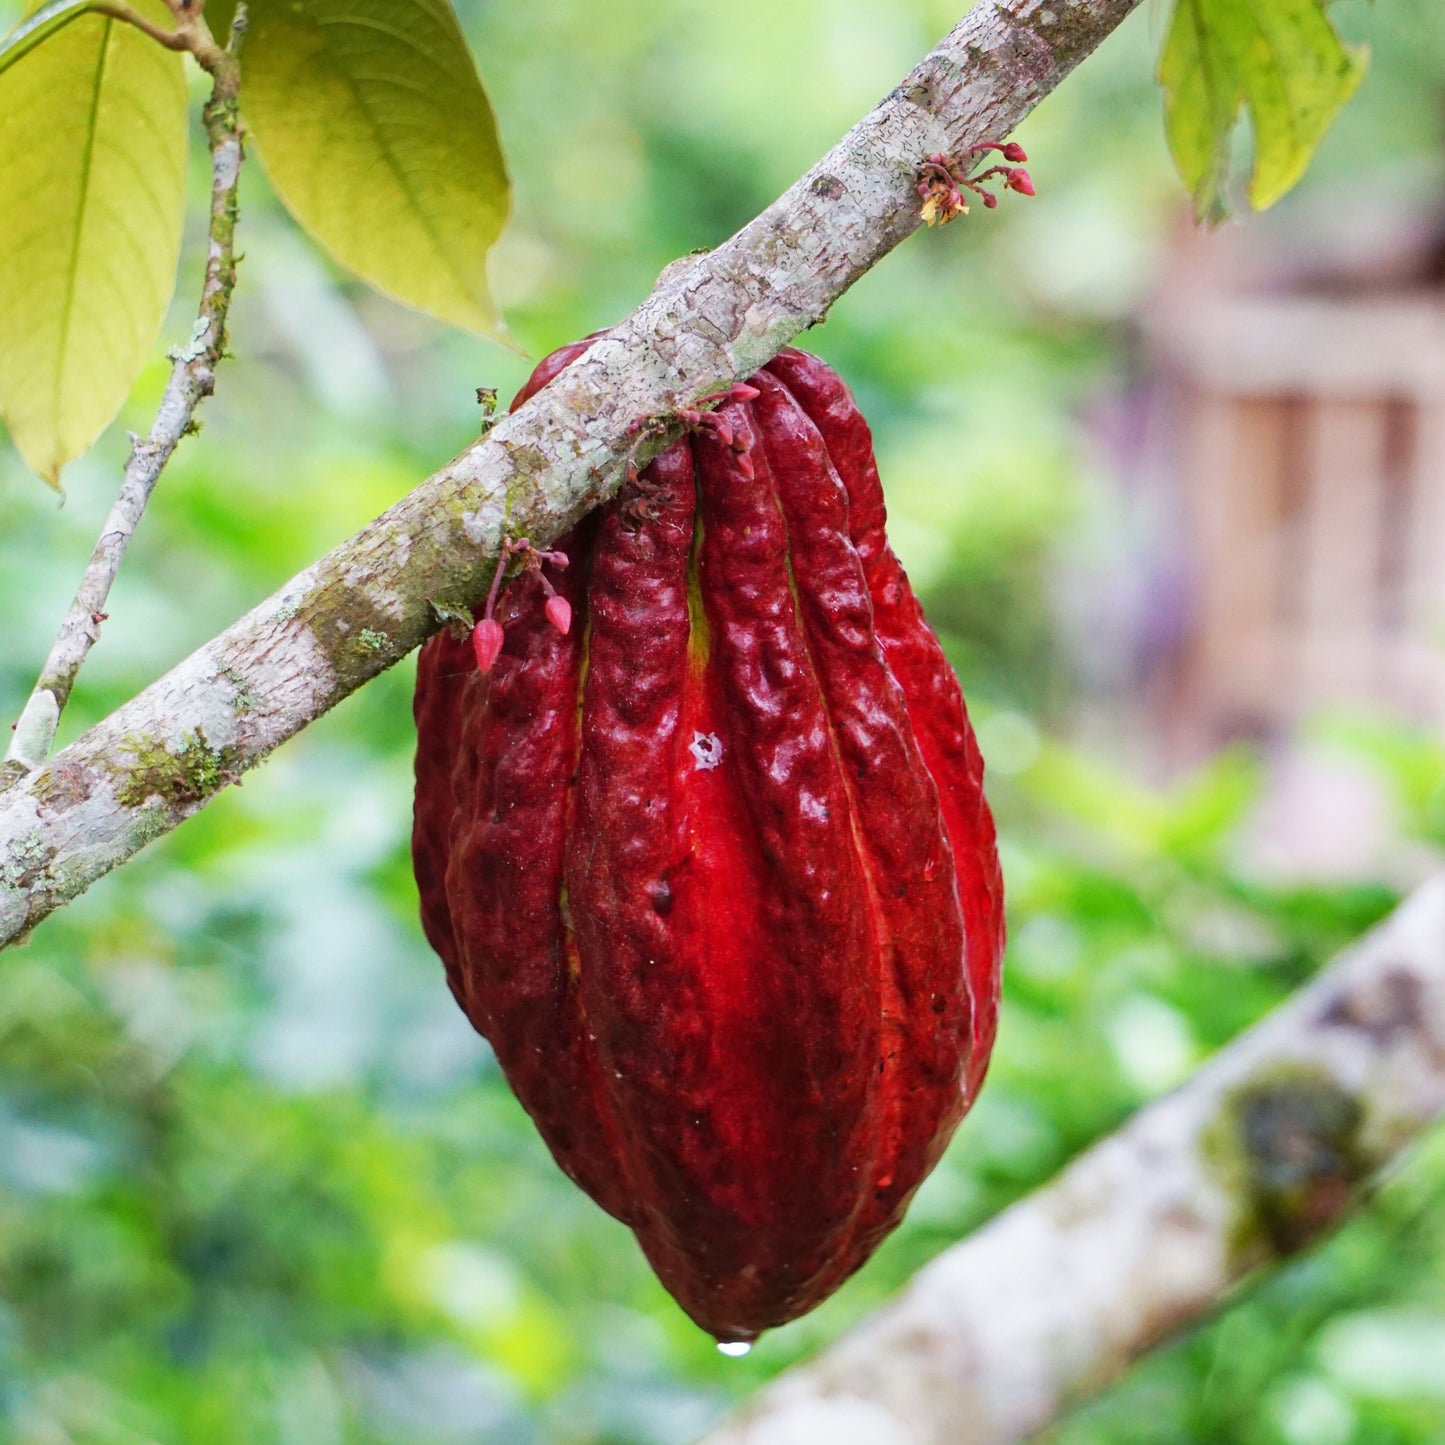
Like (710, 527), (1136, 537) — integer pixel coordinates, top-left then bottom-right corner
(413, 342), (1004, 1343)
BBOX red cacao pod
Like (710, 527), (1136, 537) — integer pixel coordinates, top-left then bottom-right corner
(413, 342), (1004, 1344)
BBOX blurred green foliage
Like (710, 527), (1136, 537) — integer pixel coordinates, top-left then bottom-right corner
(3, 1), (1445, 1441)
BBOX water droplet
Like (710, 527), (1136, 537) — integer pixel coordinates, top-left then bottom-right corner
(717, 1340), (753, 1358)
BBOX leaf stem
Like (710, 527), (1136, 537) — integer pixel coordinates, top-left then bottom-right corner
(1, 6), (248, 787)
(91, 3), (188, 51)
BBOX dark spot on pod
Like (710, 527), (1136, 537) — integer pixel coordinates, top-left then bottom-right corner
(649, 880), (674, 916)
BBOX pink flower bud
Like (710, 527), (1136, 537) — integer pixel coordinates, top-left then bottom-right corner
(712, 419), (734, 449)
(737, 450), (755, 481)
(472, 618), (505, 673)
(730, 383), (761, 403)
(545, 594), (573, 636)
(982, 191), (998, 209)
(1002, 142), (1027, 162)
(1006, 168), (1035, 196)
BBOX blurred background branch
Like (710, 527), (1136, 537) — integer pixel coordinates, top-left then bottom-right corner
(704, 875), (1445, 1445)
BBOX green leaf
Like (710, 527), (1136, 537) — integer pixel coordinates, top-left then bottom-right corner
(1159, 0), (1367, 217)
(0, 0), (107, 75)
(218, 0), (511, 342)
(0, 0), (187, 485)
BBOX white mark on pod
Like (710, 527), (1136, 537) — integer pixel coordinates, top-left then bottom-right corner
(690, 731), (723, 770)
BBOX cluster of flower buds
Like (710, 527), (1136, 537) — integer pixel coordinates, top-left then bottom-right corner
(619, 380), (765, 513)
(917, 142), (1033, 226)
(472, 537), (571, 674)
(679, 381), (761, 478)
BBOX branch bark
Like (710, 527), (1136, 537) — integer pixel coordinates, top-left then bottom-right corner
(700, 876), (1445, 1445)
(0, 0), (1143, 948)
(1, 4), (247, 781)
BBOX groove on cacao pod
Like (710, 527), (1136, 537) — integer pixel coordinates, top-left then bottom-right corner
(413, 342), (1005, 1343)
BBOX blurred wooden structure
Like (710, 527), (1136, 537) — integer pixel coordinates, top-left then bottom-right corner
(1144, 206), (1445, 753)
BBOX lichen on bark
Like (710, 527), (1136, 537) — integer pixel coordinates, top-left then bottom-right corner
(1202, 1063), (1367, 1263)
(115, 728), (242, 809)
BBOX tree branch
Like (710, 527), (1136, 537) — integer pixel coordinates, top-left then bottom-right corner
(0, 0), (1143, 949)
(700, 876), (1445, 1445)
(1, 5), (247, 783)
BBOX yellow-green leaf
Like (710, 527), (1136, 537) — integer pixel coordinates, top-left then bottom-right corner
(0, 0), (187, 485)
(223, 0), (511, 342)
(0, 0), (107, 75)
(1159, 0), (1367, 217)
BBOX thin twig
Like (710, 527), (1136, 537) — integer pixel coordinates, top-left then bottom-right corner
(1, 6), (247, 786)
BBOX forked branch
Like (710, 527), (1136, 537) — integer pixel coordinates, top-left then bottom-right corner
(0, 0), (1144, 947)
